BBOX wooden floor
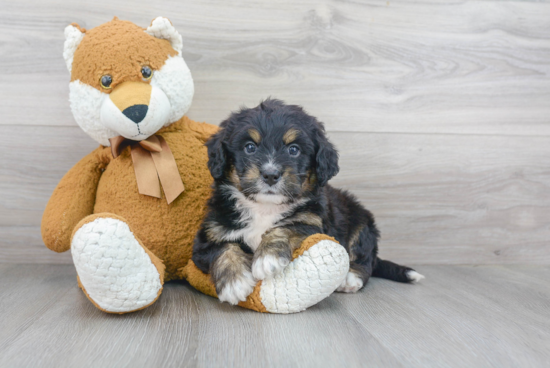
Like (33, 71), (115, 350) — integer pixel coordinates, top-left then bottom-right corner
(0, 264), (548, 368)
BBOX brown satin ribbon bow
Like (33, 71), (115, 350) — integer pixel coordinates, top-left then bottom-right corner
(109, 135), (184, 204)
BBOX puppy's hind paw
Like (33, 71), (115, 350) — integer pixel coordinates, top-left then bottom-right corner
(336, 271), (364, 293)
(217, 271), (256, 305)
(252, 254), (289, 280)
(406, 270), (425, 283)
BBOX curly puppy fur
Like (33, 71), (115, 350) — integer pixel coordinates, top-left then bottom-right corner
(193, 99), (423, 304)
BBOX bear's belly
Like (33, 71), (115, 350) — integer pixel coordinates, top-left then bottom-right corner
(93, 134), (213, 281)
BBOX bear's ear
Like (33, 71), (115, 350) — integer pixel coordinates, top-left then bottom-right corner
(146, 17), (183, 55)
(63, 23), (85, 73)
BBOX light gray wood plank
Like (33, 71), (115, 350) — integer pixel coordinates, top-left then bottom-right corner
(0, 125), (98, 227)
(2, 125), (549, 264)
(1, 264), (549, 368)
(0, 270), (201, 367)
(190, 290), (403, 368)
(501, 264), (550, 284)
(427, 265), (550, 327)
(0, 271), (403, 368)
(1, 0), (549, 135)
(329, 132), (550, 265)
(0, 264), (75, 350)
(0, 226), (72, 264)
(333, 265), (550, 368)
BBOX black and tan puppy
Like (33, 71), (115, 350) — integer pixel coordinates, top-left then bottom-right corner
(193, 99), (424, 305)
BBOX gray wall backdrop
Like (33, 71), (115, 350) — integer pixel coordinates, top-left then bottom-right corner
(1, 0), (549, 265)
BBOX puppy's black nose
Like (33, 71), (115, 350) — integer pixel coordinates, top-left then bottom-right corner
(261, 169), (281, 186)
(122, 104), (148, 124)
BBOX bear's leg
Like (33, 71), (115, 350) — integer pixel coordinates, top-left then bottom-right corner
(182, 234), (349, 314)
(71, 213), (165, 314)
(248, 234), (349, 313)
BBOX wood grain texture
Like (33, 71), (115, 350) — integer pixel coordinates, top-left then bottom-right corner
(334, 264), (550, 368)
(0, 264), (75, 351)
(0, 226), (72, 264)
(0, 264), (549, 368)
(0, 0), (549, 135)
(0, 126), (97, 227)
(2, 125), (549, 264)
(1, 0), (550, 265)
(330, 132), (550, 265)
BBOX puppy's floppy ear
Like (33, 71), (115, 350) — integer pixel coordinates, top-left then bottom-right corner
(315, 128), (339, 187)
(206, 129), (227, 180)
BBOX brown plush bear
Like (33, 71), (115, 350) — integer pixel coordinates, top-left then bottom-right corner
(41, 17), (349, 314)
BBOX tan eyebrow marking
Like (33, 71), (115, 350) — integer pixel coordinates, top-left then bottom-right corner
(283, 128), (300, 144)
(248, 129), (261, 144)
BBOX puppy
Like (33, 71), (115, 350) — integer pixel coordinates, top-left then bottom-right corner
(193, 99), (424, 305)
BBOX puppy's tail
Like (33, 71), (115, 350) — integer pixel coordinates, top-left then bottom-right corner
(372, 258), (425, 283)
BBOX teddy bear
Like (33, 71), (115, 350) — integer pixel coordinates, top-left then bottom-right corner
(41, 16), (349, 314)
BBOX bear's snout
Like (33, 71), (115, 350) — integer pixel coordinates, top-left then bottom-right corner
(109, 81), (152, 114)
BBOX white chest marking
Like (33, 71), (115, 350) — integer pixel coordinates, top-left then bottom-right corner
(218, 186), (304, 251)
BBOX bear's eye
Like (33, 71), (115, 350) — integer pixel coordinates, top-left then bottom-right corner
(100, 75), (112, 89)
(288, 145), (300, 157)
(141, 66), (153, 80)
(244, 142), (257, 154)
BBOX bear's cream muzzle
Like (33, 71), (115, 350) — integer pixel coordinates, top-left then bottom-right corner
(100, 81), (170, 140)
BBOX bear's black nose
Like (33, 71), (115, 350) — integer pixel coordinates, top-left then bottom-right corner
(122, 104), (148, 124)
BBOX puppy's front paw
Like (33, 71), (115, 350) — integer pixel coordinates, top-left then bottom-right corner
(252, 254), (290, 280)
(336, 271), (364, 293)
(217, 270), (256, 305)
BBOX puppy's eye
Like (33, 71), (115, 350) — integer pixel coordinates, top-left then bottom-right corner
(288, 145), (300, 156)
(100, 75), (112, 89)
(244, 143), (257, 154)
(141, 66), (153, 80)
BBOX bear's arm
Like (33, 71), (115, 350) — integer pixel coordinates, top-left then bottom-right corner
(41, 146), (111, 253)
